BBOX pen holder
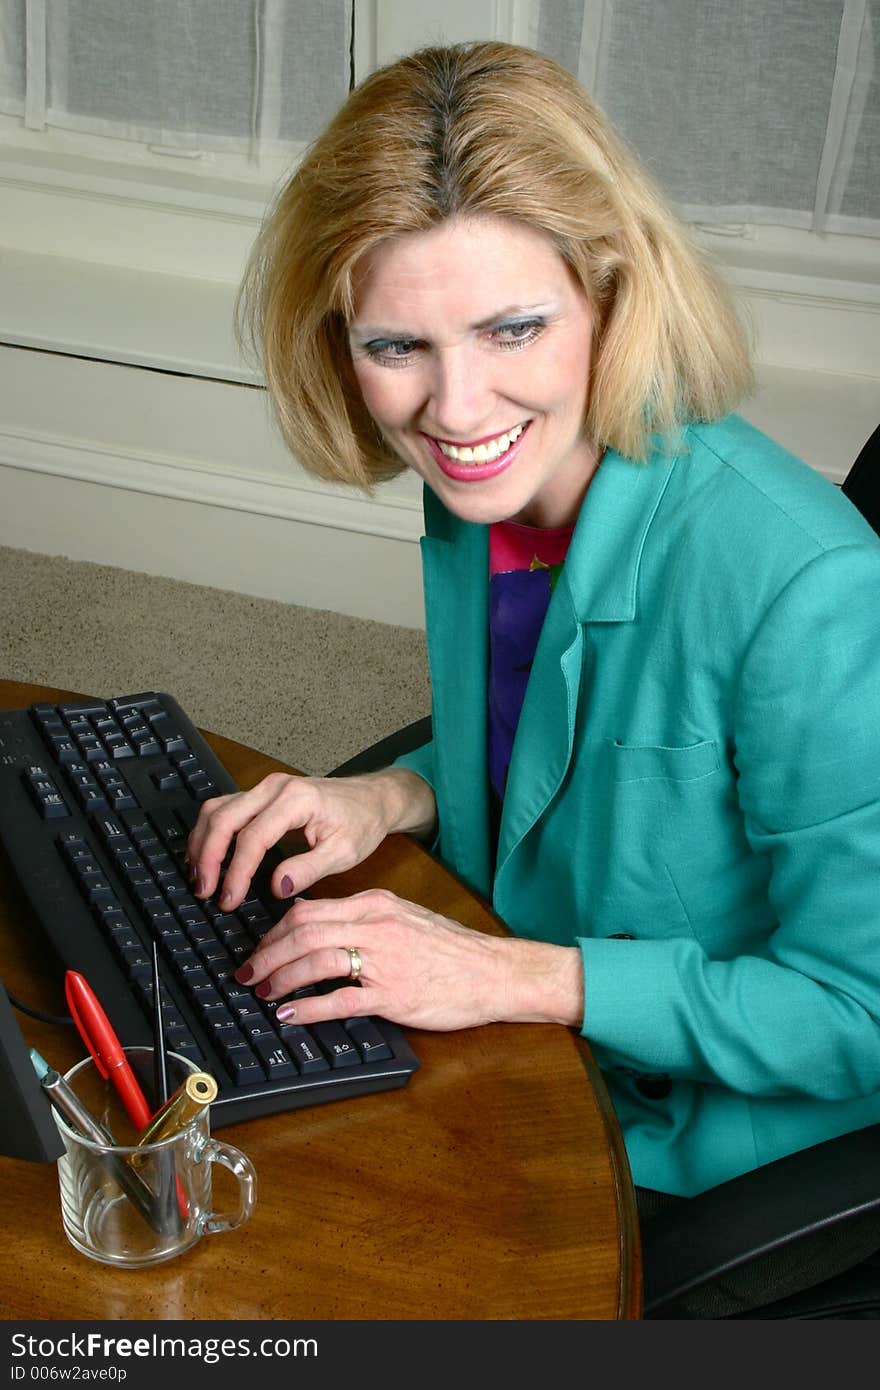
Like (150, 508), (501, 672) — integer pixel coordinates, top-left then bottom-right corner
(54, 1047), (257, 1268)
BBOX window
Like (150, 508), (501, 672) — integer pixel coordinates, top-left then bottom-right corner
(0, 0), (352, 189)
(533, 0), (879, 238)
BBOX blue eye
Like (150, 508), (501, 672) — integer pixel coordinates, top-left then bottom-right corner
(491, 319), (545, 350)
(363, 339), (421, 366)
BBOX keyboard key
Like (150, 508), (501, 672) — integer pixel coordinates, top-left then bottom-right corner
(238, 901), (274, 934)
(252, 1035), (298, 1080)
(221, 932), (253, 964)
(59, 700), (111, 719)
(94, 814), (130, 847)
(176, 900), (208, 928)
(110, 693), (163, 714)
(312, 1021), (361, 1068)
(109, 787), (138, 811)
(23, 768), (70, 819)
(105, 733), (135, 759)
(224, 1046), (264, 1086)
(239, 1014), (276, 1043)
(75, 785), (108, 815)
(149, 809), (189, 853)
(152, 769), (182, 791)
(97, 905), (136, 935)
(344, 1016), (393, 1062)
(277, 1025), (330, 1073)
(168, 1039), (203, 1068)
(184, 917), (215, 946)
(119, 943), (152, 976)
(48, 736), (79, 765)
(148, 713), (188, 754)
(153, 915), (184, 940)
(75, 868), (115, 905)
(188, 775), (220, 801)
(131, 729), (162, 756)
(121, 807), (158, 835)
(190, 983), (224, 1011)
(211, 1018), (246, 1049)
(24, 762), (52, 782)
(57, 831), (91, 863)
(64, 716), (93, 738)
(155, 925), (187, 951)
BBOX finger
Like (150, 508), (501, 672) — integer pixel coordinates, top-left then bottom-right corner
(275, 984), (366, 1028)
(267, 836), (373, 899)
(187, 780), (285, 864)
(233, 921), (310, 986)
(279, 887), (402, 922)
(187, 777), (286, 896)
(242, 944), (355, 1000)
(215, 794), (311, 909)
(197, 776), (314, 909)
(185, 793), (236, 885)
(237, 911), (353, 983)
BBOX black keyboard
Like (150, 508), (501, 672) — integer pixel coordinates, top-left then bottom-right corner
(0, 691), (419, 1125)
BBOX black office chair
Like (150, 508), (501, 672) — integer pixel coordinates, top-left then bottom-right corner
(328, 715), (433, 779)
(842, 422), (880, 537)
(327, 427), (880, 1318)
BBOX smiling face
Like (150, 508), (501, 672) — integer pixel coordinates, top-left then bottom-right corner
(348, 216), (600, 528)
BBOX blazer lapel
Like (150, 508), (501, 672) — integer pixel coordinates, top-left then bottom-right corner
(495, 445), (677, 878)
(420, 492), (492, 894)
(494, 580), (583, 876)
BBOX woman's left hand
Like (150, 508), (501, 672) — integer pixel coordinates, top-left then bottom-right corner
(235, 888), (585, 1032)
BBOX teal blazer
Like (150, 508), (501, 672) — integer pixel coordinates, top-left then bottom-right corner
(397, 414), (880, 1197)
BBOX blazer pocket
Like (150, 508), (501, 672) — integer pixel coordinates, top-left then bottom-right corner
(607, 738), (720, 783)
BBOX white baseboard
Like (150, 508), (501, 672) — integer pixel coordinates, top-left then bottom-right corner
(0, 459), (426, 628)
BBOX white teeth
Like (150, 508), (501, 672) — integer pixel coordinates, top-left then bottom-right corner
(437, 422), (525, 463)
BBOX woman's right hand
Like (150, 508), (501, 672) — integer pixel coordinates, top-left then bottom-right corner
(185, 768), (436, 911)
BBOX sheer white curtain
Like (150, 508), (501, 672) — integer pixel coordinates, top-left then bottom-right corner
(529, 0), (879, 236)
(0, 0), (353, 164)
(1, 1), (875, 233)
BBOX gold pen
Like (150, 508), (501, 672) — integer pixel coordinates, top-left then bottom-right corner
(135, 1071), (218, 1148)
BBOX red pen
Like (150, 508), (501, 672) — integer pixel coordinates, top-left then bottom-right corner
(65, 971), (152, 1129)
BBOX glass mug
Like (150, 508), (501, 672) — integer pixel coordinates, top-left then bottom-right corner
(54, 1046), (257, 1268)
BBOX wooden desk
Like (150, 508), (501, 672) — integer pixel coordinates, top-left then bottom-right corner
(0, 680), (641, 1320)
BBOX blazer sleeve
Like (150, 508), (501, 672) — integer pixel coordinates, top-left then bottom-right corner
(393, 739), (435, 787)
(579, 541), (880, 1100)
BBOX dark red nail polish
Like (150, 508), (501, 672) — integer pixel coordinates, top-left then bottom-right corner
(255, 980), (272, 998)
(280, 875), (294, 898)
(236, 963), (254, 983)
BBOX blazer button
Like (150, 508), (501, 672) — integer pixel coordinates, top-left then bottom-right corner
(635, 1074), (672, 1100)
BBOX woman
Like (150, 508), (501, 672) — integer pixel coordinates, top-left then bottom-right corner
(186, 41), (880, 1276)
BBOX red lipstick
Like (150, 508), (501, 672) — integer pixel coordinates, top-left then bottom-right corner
(422, 422), (531, 482)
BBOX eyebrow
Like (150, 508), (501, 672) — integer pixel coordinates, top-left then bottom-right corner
(349, 302), (558, 342)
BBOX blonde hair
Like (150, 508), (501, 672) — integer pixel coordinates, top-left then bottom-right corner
(240, 41), (753, 487)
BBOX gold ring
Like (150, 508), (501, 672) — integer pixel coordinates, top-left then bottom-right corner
(345, 946), (362, 981)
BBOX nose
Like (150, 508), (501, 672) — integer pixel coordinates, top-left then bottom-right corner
(426, 345), (495, 440)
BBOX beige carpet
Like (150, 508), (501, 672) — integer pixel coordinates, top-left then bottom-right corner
(0, 545), (430, 775)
